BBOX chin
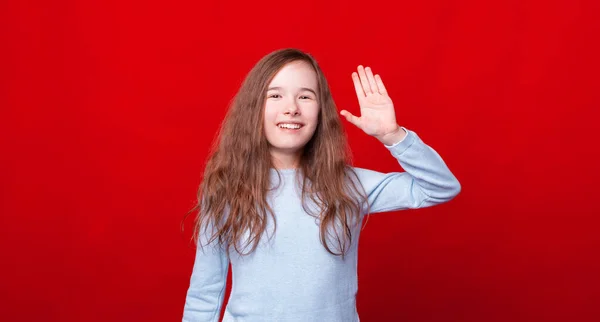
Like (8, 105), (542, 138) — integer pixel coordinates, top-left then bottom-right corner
(270, 143), (306, 153)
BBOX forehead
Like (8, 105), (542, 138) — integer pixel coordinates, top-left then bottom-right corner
(268, 60), (318, 89)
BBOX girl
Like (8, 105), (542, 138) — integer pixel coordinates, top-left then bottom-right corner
(182, 48), (461, 322)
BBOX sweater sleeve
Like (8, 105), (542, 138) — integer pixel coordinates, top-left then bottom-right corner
(353, 127), (461, 215)
(182, 221), (230, 322)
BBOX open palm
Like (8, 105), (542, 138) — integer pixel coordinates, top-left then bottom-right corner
(340, 65), (399, 139)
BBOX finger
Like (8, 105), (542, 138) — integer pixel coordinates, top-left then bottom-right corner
(374, 74), (388, 95)
(357, 65), (372, 94)
(365, 67), (379, 94)
(352, 72), (365, 99)
(340, 110), (361, 128)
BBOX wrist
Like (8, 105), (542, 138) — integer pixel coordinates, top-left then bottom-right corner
(377, 125), (407, 146)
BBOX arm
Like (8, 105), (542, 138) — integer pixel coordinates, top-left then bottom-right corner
(354, 126), (461, 215)
(182, 222), (229, 322)
(340, 66), (460, 214)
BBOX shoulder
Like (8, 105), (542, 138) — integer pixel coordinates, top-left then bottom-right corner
(344, 166), (383, 186)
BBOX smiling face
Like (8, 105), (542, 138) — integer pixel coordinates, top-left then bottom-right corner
(263, 60), (320, 169)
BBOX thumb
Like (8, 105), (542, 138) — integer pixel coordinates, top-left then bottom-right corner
(340, 110), (361, 128)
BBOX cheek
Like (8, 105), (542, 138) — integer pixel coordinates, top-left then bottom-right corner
(263, 102), (276, 123)
(307, 104), (320, 124)
(263, 103), (278, 141)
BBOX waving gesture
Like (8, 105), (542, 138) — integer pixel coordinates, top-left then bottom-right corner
(340, 65), (406, 145)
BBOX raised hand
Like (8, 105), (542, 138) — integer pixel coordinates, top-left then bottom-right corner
(340, 65), (405, 145)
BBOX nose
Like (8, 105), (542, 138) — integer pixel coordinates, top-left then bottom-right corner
(284, 100), (300, 116)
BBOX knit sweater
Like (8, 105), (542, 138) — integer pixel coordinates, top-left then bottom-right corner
(182, 127), (461, 322)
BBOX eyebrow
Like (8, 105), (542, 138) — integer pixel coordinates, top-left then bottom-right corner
(267, 86), (317, 96)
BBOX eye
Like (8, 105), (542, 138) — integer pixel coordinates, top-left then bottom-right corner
(268, 94), (281, 99)
(299, 95), (312, 100)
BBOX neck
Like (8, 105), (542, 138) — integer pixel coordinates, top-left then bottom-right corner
(270, 150), (302, 170)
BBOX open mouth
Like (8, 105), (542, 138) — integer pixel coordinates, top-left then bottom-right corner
(277, 122), (304, 131)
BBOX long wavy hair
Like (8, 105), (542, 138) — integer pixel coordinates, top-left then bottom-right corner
(185, 48), (369, 257)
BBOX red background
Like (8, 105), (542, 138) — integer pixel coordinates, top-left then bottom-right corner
(2, 0), (599, 321)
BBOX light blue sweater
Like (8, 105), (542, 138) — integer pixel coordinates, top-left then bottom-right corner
(182, 127), (461, 322)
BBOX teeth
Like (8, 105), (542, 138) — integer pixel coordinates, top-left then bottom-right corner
(278, 123), (302, 129)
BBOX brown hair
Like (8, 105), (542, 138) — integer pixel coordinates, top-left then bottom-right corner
(185, 48), (369, 257)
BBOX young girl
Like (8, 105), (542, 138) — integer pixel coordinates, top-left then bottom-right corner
(182, 48), (461, 322)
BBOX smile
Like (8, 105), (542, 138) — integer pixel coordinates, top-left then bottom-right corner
(277, 123), (304, 130)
